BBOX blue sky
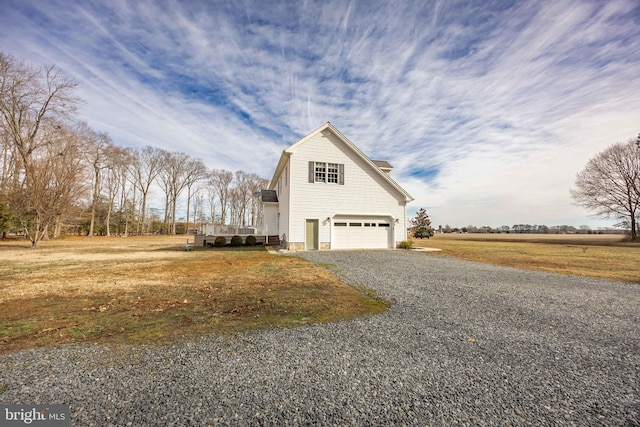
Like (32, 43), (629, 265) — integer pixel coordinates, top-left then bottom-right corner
(2, 0), (639, 228)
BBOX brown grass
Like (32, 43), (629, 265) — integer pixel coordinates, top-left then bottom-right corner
(413, 233), (639, 283)
(0, 236), (388, 353)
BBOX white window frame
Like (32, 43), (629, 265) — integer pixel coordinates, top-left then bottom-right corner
(311, 161), (343, 184)
(327, 163), (339, 183)
(314, 162), (327, 183)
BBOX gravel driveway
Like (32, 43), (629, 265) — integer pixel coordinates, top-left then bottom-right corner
(1, 250), (638, 426)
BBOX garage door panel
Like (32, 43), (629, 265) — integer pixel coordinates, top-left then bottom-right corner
(333, 217), (391, 249)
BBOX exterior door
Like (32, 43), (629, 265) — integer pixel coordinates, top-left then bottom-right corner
(305, 219), (319, 250)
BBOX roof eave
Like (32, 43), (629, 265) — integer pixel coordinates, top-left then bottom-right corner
(323, 123), (414, 202)
(268, 151), (292, 189)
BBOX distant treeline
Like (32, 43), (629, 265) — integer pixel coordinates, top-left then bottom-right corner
(437, 224), (626, 235)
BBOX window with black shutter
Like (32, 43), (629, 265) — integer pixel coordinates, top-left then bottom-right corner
(309, 161), (344, 184)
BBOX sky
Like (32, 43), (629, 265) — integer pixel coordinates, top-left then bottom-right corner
(1, 0), (639, 229)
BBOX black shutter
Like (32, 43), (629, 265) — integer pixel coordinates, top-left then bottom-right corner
(309, 161), (314, 183)
(338, 164), (344, 185)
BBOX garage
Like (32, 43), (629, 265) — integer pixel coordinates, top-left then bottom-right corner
(332, 217), (392, 249)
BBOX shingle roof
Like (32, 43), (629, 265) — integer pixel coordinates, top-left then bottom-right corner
(372, 160), (393, 170)
(260, 189), (278, 203)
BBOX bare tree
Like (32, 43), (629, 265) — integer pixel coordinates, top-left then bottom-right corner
(0, 129), (15, 194)
(0, 53), (79, 246)
(227, 185), (243, 226)
(200, 169), (267, 228)
(158, 151), (191, 234)
(118, 166), (136, 237)
(7, 124), (86, 244)
(50, 129), (88, 239)
(183, 157), (207, 234)
(208, 169), (233, 224)
(571, 138), (640, 241)
(191, 189), (206, 232)
(0, 53), (78, 169)
(0, 129), (16, 237)
(128, 146), (164, 234)
(80, 123), (113, 237)
(248, 174), (269, 227)
(233, 170), (252, 226)
(103, 145), (131, 236)
(206, 182), (217, 224)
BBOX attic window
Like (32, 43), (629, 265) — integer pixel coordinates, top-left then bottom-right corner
(309, 161), (344, 185)
(327, 163), (338, 183)
(314, 162), (326, 182)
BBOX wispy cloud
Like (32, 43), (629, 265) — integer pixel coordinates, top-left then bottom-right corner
(2, 0), (639, 227)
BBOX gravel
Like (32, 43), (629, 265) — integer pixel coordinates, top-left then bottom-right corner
(1, 250), (639, 426)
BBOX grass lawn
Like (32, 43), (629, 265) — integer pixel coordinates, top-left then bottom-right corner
(412, 233), (640, 283)
(0, 236), (388, 353)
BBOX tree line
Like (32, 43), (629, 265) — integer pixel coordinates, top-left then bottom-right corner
(436, 224), (622, 235)
(0, 52), (268, 246)
(435, 134), (640, 240)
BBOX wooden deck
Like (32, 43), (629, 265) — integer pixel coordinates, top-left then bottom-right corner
(194, 234), (280, 247)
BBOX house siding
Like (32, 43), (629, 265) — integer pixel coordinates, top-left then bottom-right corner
(276, 157), (291, 247)
(288, 131), (407, 248)
(263, 204), (279, 236)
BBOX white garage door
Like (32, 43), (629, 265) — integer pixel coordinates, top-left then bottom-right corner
(333, 218), (392, 249)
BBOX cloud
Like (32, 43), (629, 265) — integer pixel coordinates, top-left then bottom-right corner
(1, 0), (639, 227)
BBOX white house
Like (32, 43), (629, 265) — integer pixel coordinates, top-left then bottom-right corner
(261, 122), (414, 250)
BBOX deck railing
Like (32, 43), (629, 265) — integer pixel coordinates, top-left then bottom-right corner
(194, 224), (279, 247)
(198, 224), (265, 236)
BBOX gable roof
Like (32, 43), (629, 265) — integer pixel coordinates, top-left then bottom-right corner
(269, 122), (414, 202)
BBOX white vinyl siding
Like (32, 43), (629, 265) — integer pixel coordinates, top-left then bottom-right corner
(289, 131), (407, 248)
(276, 158), (291, 245)
(263, 204), (279, 236)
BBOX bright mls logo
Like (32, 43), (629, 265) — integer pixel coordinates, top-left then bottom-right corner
(1, 405), (69, 426)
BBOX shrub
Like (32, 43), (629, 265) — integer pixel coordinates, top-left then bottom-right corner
(230, 235), (243, 247)
(245, 235), (257, 246)
(398, 239), (413, 250)
(214, 236), (227, 247)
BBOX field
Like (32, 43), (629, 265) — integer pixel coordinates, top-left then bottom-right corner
(0, 236), (388, 353)
(2, 233), (636, 353)
(413, 233), (639, 283)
